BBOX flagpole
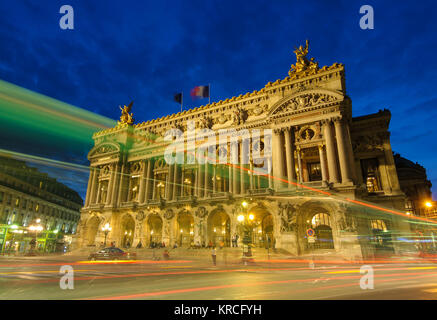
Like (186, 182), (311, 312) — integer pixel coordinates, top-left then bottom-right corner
(208, 83), (211, 104)
(181, 92), (183, 112)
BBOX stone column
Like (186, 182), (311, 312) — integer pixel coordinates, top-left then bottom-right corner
(323, 120), (340, 183)
(117, 164), (126, 204)
(180, 166), (185, 197)
(228, 162), (233, 194)
(138, 160), (147, 204)
(194, 168), (199, 197)
(334, 118), (353, 184)
(231, 141), (239, 194)
(249, 161), (254, 190)
(198, 164), (204, 198)
(272, 129), (285, 189)
(204, 163), (209, 198)
(111, 163), (121, 206)
(212, 165), (216, 194)
(267, 157), (273, 189)
(240, 138), (249, 194)
(84, 168), (94, 207)
(172, 163), (180, 200)
(144, 159), (152, 202)
(165, 165), (173, 200)
(105, 163), (116, 206)
(126, 174), (133, 202)
(318, 144), (328, 186)
(152, 171), (157, 199)
(296, 147), (303, 183)
(95, 177), (102, 204)
(382, 133), (402, 194)
(344, 122), (357, 182)
(90, 167), (100, 204)
(284, 127), (296, 188)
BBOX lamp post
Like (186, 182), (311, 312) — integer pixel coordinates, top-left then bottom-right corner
(237, 201), (255, 260)
(28, 219), (43, 255)
(102, 223), (111, 247)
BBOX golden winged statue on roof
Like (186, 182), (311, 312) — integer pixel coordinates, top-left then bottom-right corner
(118, 101), (134, 125)
(289, 40), (319, 76)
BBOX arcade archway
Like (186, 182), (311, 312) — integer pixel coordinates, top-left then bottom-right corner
(145, 214), (163, 247)
(247, 207), (275, 248)
(120, 214), (135, 248)
(85, 216), (100, 246)
(176, 212), (194, 247)
(311, 212), (334, 249)
(207, 210), (231, 247)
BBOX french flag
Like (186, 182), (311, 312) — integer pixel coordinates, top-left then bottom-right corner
(190, 85), (209, 99)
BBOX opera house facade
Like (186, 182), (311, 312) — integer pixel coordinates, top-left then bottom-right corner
(74, 42), (415, 259)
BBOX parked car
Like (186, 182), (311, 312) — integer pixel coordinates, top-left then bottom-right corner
(88, 247), (137, 260)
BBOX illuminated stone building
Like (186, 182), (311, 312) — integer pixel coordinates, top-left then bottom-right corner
(76, 42), (414, 259)
(394, 153), (433, 217)
(0, 155), (83, 253)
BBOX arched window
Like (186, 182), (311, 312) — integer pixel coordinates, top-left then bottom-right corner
(311, 212), (331, 228)
(310, 212), (334, 249)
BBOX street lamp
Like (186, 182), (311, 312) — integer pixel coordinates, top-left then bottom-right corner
(237, 201), (255, 260)
(426, 202), (433, 208)
(28, 220), (43, 255)
(102, 223), (111, 247)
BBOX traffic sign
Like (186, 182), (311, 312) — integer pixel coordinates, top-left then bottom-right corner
(308, 236), (316, 243)
(306, 228), (315, 237)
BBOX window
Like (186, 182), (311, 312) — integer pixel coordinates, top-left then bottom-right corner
(370, 219), (388, 231)
(307, 162), (322, 181)
(154, 173), (167, 199)
(361, 158), (381, 193)
(405, 200), (415, 216)
(129, 177), (139, 201)
(311, 213), (331, 228)
(183, 169), (195, 196)
(310, 213), (334, 249)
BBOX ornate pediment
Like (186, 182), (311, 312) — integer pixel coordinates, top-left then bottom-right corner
(88, 142), (121, 159)
(269, 89), (344, 116)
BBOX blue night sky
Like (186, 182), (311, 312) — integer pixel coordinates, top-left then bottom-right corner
(0, 0), (436, 200)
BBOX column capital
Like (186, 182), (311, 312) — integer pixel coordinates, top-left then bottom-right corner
(317, 144), (325, 151)
(332, 116), (345, 124)
(320, 119), (331, 126)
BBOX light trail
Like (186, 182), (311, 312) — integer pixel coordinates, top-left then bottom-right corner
(90, 270), (437, 300)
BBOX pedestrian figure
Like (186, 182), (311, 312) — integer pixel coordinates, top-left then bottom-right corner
(211, 246), (217, 266)
(235, 234), (239, 247)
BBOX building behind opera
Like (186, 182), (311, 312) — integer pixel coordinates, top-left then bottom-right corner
(0, 155), (83, 254)
(74, 42), (434, 259)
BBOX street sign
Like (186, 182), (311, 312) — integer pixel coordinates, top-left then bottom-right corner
(308, 236), (316, 243)
(306, 228), (315, 237)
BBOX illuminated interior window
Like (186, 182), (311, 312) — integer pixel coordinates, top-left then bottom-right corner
(311, 212), (331, 227)
(361, 158), (381, 193)
(370, 219), (388, 231)
(155, 173), (166, 199)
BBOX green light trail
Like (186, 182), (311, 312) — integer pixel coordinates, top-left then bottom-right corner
(0, 79), (115, 145)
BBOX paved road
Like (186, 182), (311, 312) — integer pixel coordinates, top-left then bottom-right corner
(1, 254), (437, 300)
